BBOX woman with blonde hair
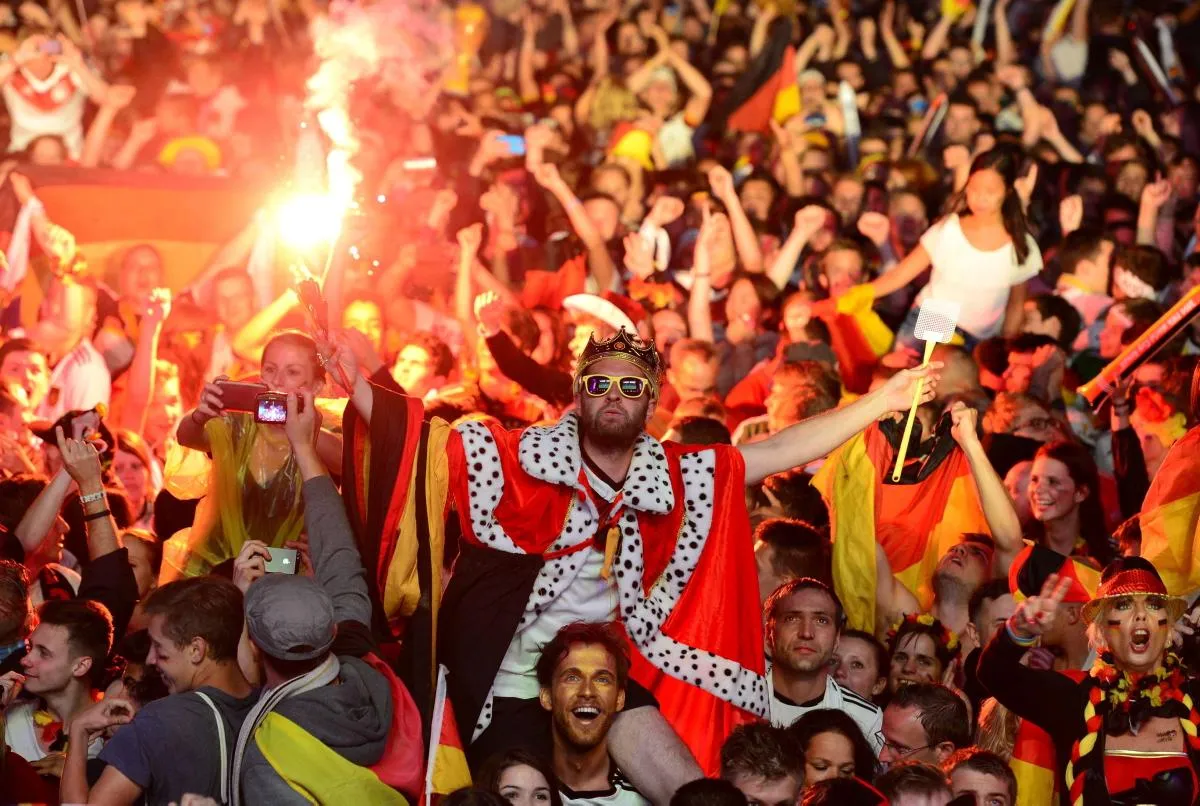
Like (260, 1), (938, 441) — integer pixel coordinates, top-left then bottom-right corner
(979, 557), (1198, 806)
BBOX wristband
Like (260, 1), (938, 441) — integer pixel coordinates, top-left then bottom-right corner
(1005, 617), (1037, 647)
(83, 508), (111, 522)
(79, 490), (105, 505)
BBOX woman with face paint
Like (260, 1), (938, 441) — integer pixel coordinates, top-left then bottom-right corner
(979, 557), (1200, 806)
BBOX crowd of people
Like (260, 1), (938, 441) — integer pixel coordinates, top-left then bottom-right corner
(1, 0), (1200, 802)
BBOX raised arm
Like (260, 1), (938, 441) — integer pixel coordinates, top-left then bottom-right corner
(286, 390), (372, 627)
(229, 288), (299, 365)
(708, 165), (763, 273)
(532, 162), (617, 292)
(993, 0), (1016, 66)
(768, 205), (825, 290)
(868, 242), (930, 299)
(517, 10), (541, 105)
(80, 85), (136, 167)
(921, 12), (954, 61)
(115, 290), (169, 436)
(949, 403), (1023, 575)
(15, 468), (73, 555)
(977, 575), (1085, 741)
(740, 363), (942, 484)
(58, 35), (109, 104)
(688, 206), (716, 343)
(879, 0), (911, 69)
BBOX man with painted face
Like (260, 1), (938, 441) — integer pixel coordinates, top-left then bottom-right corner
(340, 327), (940, 792)
(979, 557), (1199, 806)
(537, 622), (649, 806)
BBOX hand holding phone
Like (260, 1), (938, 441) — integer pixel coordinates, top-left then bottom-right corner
(264, 547), (299, 574)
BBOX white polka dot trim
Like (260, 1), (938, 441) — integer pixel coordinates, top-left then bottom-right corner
(456, 420), (521, 554)
(518, 413), (582, 488)
(472, 688), (495, 742)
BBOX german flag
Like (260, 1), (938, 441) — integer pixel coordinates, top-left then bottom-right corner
(425, 664), (472, 800)
(12, 165), (268, 324)
(1139, 425), (1200, 595)
(810, 285), (892, 395)
(812, 414), (990, 634)
(712, 18), (800, 134)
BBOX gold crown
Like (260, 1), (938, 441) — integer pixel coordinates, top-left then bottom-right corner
(575, 328), (663, 383)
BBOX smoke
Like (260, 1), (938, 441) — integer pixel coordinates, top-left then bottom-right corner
(306, 0), (450, 205)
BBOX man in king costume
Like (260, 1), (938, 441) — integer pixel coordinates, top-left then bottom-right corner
(338, 328), (941, 796)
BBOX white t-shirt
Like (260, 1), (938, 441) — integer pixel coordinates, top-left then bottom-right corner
(3, 62), (87, 157)
(917, 214), (1043, 339)
(768, 669), (885, 754)
(492, 465), (620, 700)
(4, 700), (103, 762)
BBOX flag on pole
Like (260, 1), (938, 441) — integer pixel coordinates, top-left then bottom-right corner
(424, 665), (472, 803)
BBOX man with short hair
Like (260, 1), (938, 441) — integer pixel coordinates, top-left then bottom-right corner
(718, 722), (803, 806)
(4, 599), (113, 762)
(875, 761), (953, 806)
(764, 578), (883, 751)
(537, 622), (649, 806)
(945, 747), (1016, 806)
(67, 576), (256, 804)
(753, 519), (830, 607)
(879, 683), (971, 767)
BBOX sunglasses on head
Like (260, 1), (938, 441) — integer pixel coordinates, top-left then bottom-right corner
(581, 374), (649, 398)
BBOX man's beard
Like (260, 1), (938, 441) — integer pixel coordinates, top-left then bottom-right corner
(580, 402), (647, 451)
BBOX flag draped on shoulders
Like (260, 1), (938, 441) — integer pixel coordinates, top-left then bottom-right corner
(342, 383), (452, 728)
(1139, 425), (1200, 596)
(813, 415), (990, 634)
(712, 18), (800, 133)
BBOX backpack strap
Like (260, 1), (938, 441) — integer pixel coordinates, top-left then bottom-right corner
(195, 691), (230, 805)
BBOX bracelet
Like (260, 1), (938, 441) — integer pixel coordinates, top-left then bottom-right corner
(83, 508), (111, 522)
(79, 490), (105, 505)
(1005, 618), (1037, 647)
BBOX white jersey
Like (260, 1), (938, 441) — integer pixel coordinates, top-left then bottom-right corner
(768, 669), (884, 754)
(2, 61), (87, 157)
(561, 766), (650, 806)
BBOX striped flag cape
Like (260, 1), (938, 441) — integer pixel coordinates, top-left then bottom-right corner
(1139, 425), (1200, 595)
(425, 664), (472, 802)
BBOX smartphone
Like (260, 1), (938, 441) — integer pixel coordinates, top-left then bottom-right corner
(264, 547), (298, 574)
(215, 381), (269, 413)
(41, 40), (62, 55)
(498, 134), (526, 157)
(255, 392), (288, 424)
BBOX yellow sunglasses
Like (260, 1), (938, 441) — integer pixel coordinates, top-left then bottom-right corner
(580, 374), (649, 399)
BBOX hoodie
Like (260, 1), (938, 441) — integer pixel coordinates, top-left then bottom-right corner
(238, 654), (394, 804)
